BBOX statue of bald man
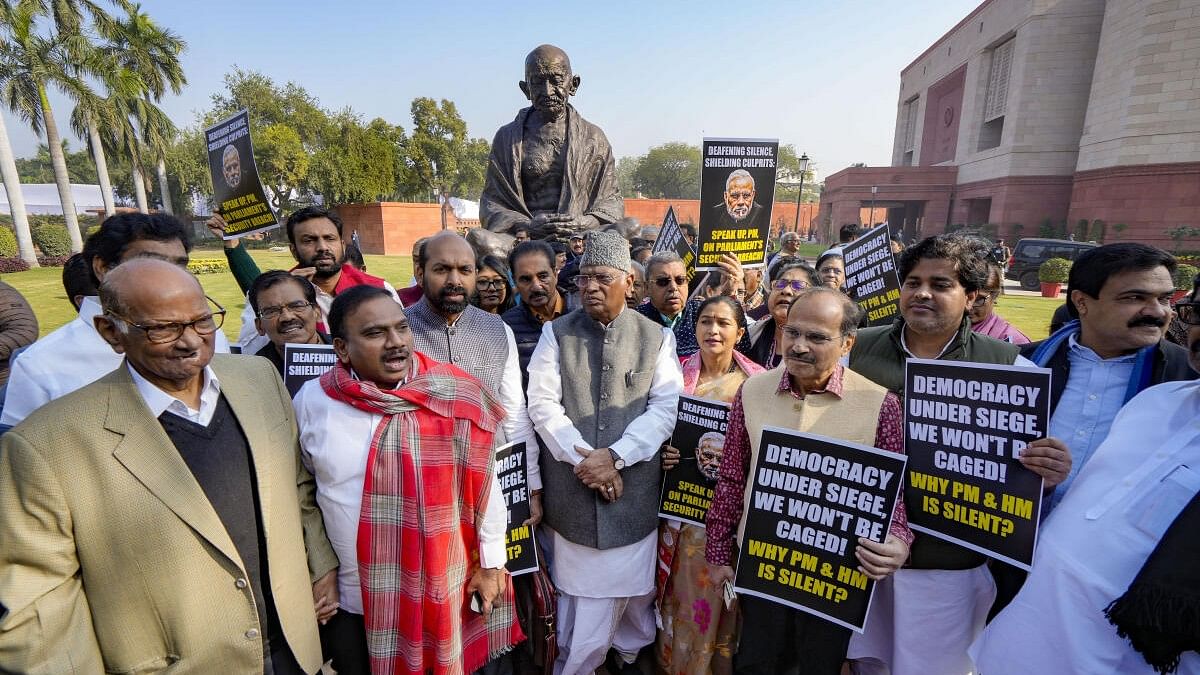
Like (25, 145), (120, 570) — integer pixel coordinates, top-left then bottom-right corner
(480, 44), (624, 241)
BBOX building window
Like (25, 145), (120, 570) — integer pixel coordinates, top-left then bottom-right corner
(902, 96), (919, 165)
(979, 37), (1014, 150)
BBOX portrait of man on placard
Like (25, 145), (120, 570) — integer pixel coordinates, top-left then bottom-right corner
(711, 169), (767, 231)
(222, 144), (242, 190)
(696, 430), (726, 481)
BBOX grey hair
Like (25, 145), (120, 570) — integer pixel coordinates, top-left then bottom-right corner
(222, 144), (238, 162)
(725, 169), (754, 191)
(645, 252), (684, 278)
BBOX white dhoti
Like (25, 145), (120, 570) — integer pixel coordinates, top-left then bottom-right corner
(546, 528), (657, 675)
(848, 565), (995, 675)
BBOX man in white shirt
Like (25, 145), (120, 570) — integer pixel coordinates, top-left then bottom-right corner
(527, 230), (682, 674)
(972, 275), (1200, 674)
(2, 212), (230, 426)
(293, 285), (518, 675)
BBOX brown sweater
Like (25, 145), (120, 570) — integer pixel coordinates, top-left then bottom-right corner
(0, 281), (38, 386)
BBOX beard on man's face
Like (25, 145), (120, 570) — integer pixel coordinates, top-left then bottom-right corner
(430, 283), (469, 314)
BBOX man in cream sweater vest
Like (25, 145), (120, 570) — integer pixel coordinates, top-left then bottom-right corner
(705, 287), (913, 675)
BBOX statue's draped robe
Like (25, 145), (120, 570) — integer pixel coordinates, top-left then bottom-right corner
(480, 105), (623, 234)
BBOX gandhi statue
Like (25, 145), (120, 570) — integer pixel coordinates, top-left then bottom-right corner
(480, 44), (624, 241)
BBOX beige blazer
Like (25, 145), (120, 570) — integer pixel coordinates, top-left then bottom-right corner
(0, 354), (339, 674)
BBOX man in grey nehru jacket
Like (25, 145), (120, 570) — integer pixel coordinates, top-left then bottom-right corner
(527, 230), (682, 674)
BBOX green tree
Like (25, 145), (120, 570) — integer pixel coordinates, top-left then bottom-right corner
(615, 155), (637, 197)
(398, 97), (488, 201)
(632, 142), (701, 199)
(774, 145), (819, 203)
(14, 140), (96, 183)
(307, 115), (397, 205)
(0, 0), (99, 252)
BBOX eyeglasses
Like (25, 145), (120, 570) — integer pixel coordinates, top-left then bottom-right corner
(1176, 301), (1200, 325)
(653, 275), (688, 288)
(257, 300), (316, 320)
(972, 290), (1001, 305)
(477, 279), (506, 290)
(573, 273), (617, 288)
(780, 326), (842, 345)
(108, 296), (227, 344)
(772, 279), (810, 291)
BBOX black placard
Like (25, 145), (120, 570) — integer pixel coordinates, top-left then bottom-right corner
(734, 427), (906, 632)
(903, 359), (1051, 570)
(659, 396), (729, 527)
(653, 206), (697, 282)
(496, 441), (538, 576)
(283, 344), (337, 397)
(843, 223), (901, 326)
(696, 138), (778, 270)
(205, 109), (279, 239)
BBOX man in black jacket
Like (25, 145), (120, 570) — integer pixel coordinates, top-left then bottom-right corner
(502, 241), (566, 386)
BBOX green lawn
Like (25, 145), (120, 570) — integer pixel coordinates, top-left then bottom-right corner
(3, 246), (1057, 343)
(5, 247), (414, 340)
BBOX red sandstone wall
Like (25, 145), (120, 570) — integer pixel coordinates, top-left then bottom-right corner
(1067, 162), (1200, 250)
(335, 202), (446, 257)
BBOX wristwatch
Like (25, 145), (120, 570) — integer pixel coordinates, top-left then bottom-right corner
(609, 449), (626, 470)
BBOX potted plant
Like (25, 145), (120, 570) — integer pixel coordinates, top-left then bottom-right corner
(1173, 264), (1198, 303)
(1038, 257), (1072, 298)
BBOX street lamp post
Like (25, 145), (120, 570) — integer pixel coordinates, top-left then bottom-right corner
(793, 152), (811, 235)
(869, 185), (878, 228)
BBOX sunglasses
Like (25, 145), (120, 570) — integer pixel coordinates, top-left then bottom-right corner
(1176, 301), (1200, 325)
(653, 275), (688, 288)
(772, 279), (810, 291)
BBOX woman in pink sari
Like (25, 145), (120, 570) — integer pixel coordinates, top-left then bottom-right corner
(970, 263), (1030, 344)
(656, 295), (765, 675)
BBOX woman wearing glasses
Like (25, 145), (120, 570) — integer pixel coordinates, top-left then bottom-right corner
(969, 264), (1030, 345)
(656, 295), (764, 675)
(745, 261), (819, 368)
(472, 255), (515, 315)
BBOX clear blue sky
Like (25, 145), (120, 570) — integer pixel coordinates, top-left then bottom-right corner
(6, 0), (981, 183)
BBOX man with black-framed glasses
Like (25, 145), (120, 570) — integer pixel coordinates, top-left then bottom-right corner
(0, 258), (338, 674)
(248, 270), (331, 378)
(635, 252), (689, 328)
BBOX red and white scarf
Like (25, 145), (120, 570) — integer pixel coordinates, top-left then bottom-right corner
(320, 353), (523, 674)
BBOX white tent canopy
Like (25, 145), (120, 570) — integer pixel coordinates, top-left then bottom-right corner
(0, 183), (108, 215)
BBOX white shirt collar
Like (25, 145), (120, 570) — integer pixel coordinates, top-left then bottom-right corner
(78, 296), (103, 326)
(899, 325), (958, 359)
(128, 362), (223, 425)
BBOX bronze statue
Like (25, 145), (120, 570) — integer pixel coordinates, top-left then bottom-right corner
(480, 44), (623, 240)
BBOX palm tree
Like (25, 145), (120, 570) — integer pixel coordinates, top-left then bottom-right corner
(0, 111), (37, 266)
(70, 89), (117, 216)
(100, 4), (185, 215)
(0, 1), (97, 252)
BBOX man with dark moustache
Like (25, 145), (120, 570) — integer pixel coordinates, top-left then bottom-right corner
(636, 252), (689, 328)
(502, 240), (566, 385)
(293, 286), (520, 674)
(709, 169), (767, 233)
(248, 270), (331, 378)
(0, 259), (338, 673)
(480, 44), (623, 240)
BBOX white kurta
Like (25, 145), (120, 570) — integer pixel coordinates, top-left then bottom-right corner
(971, 379), (1200, 675)
(2, 297), (230, 426)
(525, 317), (682, 598)
(293, 377), (508, 614)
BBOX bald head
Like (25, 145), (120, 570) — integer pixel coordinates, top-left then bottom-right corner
(418, 231), (478, 319)
(520, 44), (579, 120)
(99, 257), (205, 319)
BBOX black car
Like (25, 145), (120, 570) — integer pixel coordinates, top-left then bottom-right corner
(1005, 238), (1098, 291)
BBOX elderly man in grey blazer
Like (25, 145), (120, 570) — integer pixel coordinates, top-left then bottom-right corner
(527, 230), (682, 675)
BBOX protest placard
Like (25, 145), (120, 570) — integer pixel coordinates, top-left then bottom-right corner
(843, 223), (901, 327)
(696, 138), (778, 271)
(659, 396), (729, 527)
(734, 427), (906, 632)
(282, 344), (337, 397)
(205, 109), (279, 239)
(495, 441), (538, 576)
(653, 206), (697, 282)
(903, 359), (1051, 569)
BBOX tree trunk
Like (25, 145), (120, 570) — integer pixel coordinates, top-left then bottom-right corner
(132, 163), (149, 213)
(0, 113), (38, 267)
(88, 122), (116, 217)
(156, 156), (173, 215)
(39, 85), (83, 252)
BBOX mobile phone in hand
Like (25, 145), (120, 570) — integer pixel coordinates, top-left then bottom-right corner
(469, 591), (484, 614)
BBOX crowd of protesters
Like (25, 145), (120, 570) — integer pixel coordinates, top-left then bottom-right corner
(1, 209), (1198, 675)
